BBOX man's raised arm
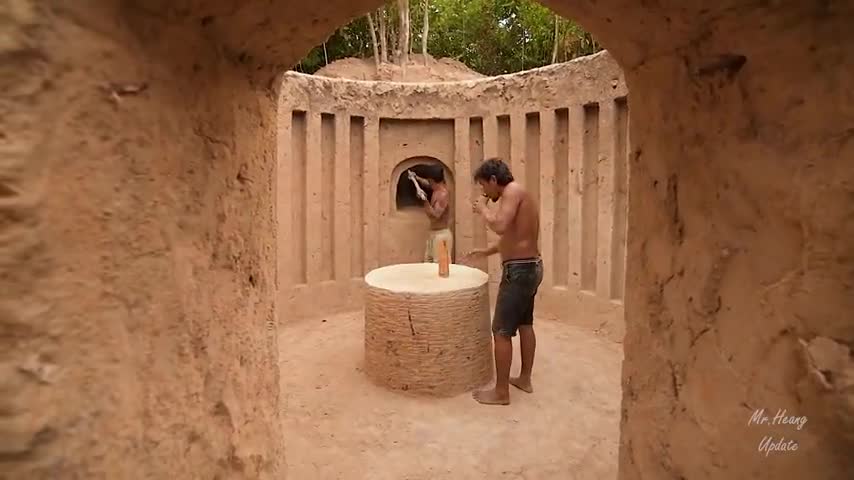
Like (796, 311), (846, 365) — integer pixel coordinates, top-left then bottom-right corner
(479, 187), (520, 234)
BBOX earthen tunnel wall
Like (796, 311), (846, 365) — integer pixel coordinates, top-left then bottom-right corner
(278, 51), (629, 340)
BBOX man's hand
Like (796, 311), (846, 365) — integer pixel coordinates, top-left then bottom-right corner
(461, 248), (486, 263)
(462, 243), (498, 263)
(416, 188), (427, 201)
(472, 197), (487, 215)
(407, 169), (416, 180)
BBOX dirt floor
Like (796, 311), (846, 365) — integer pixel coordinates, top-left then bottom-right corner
(280, 311), (623, 480)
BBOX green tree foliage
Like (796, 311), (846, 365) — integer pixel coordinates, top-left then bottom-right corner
(295, 0), (602, 76)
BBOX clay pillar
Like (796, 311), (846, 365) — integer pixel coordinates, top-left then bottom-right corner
(363, 116), (381, 271)
(349, 116), (366, 280)
(277, 109), (294, 288)
(538, 109), (556, 289)
(454, 117), (473, 260)
(566, 105), (585, 292)
(305, 112), (323, 284)
(610, 98), (629, 301)
(334, 113), (352, 281)
(377, 129), (392, 221)
(596, 101), (617, 299)
(510, 112), (526, 188)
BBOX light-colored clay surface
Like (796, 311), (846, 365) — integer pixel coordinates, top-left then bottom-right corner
(365, 263), (489, 294)
(282, 312), (622, 479)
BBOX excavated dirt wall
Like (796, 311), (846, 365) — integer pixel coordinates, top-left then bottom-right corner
(278, 51), (629, 340)
(3, 1), (853, 479)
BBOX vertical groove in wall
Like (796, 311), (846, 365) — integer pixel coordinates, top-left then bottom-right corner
(320, 113), (336, 282)
(581, 103), (600, 292)
(469, 118), (487, 270)
(553, 108), (570, 287)
(333, 113), (351, 282)
(482, 116), (501, 301)
(526, 112), (541, 214)
(538, 110), (555, 289)
(611, 97), (629, 300)
(364, 117), (381, 272)
(291, 111), (307, 284)
(350, 116), (365, 278)
(305, 112), (323, 284)
(454, 118), (473, 262)
(510, 112), (526, 187)
(497, 115), (511, 166)
(483, 115), (498, 160)
(277, 110), (293, 288)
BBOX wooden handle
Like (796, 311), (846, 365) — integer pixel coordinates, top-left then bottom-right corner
(438, 240), (450, 278)
(408, 176), (424, 196)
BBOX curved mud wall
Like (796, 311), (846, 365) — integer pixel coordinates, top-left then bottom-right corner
(5, 1), (852, 479)
(278, 51), (630, 339)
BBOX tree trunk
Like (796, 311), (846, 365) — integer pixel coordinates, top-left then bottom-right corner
(397, 0), (410, 66)
(409, 4), (414, 57)
(378, 7), (388, 63)
(322, 42), (329, 66)
(366, 13), (381, 69)
(422, 0), (429, 65)
(551, 14), (560, 64)
(389, 6), (398, 62)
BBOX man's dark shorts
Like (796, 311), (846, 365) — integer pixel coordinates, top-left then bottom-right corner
(493, 257), (544, 337)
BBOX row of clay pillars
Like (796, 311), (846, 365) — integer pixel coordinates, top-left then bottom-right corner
(278, 98), (630, 310)
(278, 111), (463, 291)
(465, 100), (630, 304)
(278, 111), (381, 288)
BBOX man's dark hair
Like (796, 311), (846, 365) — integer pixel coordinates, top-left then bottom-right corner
(473, 158), (514, 186)
(420, 163), (445, 183)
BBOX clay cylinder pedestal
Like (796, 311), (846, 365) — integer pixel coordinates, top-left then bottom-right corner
(364, 263), (493, 396)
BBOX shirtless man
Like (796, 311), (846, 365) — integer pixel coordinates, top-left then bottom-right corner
(409, 164), (453, 262)
(465, 157), (542, 406)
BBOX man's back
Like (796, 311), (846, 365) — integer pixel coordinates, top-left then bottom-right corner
(497, 182), (539, 261)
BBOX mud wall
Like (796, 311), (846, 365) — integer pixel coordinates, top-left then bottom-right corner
(278, 52), (630, 340)
(6, 1), (853, 479)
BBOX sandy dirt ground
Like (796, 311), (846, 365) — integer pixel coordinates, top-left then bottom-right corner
(280, 311), (623, 480)
(310, 54), (486, 82)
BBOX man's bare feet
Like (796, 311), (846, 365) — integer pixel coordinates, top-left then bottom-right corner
(472, 388), (510, 405)
(509, 376), (533, 393)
